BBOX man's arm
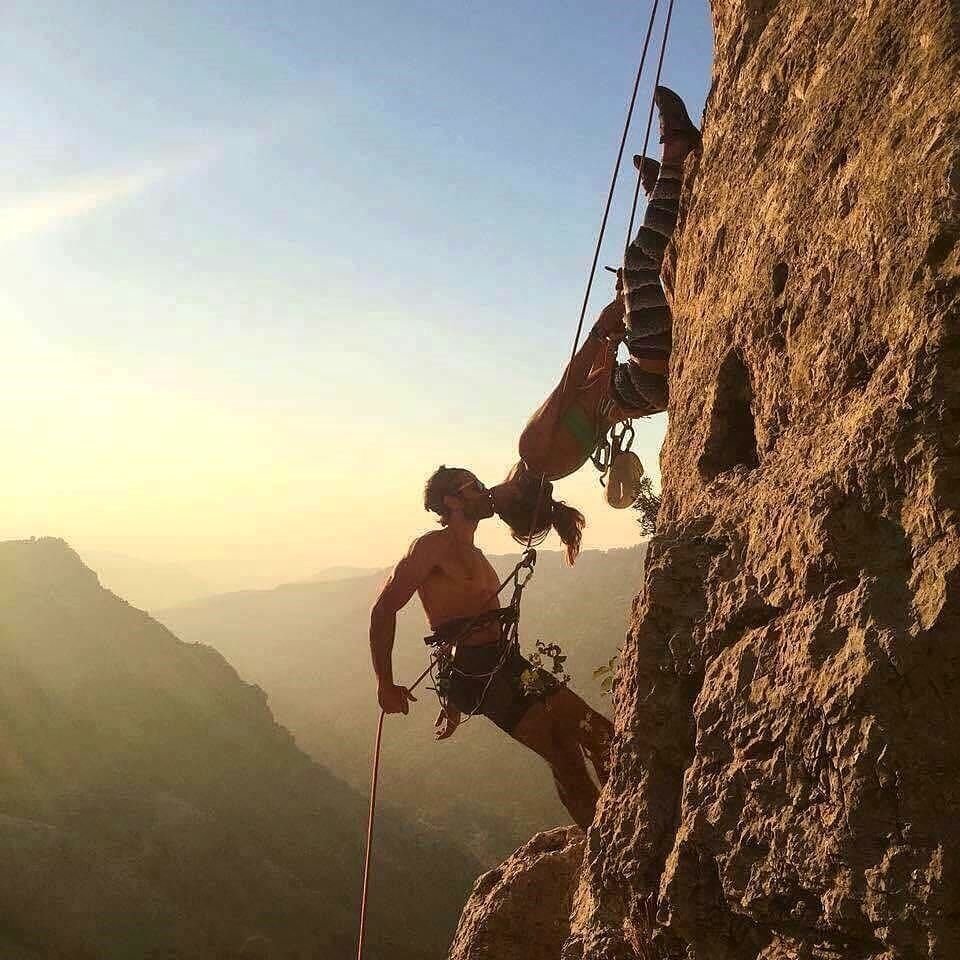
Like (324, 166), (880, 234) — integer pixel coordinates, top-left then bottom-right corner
(369, 535), (440, 714)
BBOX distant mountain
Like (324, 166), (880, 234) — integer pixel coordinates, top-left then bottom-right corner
(0, 538), (480, 960)
(160, 543), (647, 867)
(77, 549), (213, 611)
(311, 565), (387, 582)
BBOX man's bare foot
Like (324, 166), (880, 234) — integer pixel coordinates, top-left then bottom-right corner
(632, 154), (660, 196)
(654, 85), (702, 164)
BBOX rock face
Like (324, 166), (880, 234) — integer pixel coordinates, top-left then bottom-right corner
(452, 1), (960, 958)
(450, 827), (584, 960)
(568, 1), (960, 958)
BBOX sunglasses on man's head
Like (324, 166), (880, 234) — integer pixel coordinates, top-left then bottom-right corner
(454, 477), (487, 496)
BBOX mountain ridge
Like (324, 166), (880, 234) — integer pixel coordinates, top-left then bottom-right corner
(0, 536), (479, 959)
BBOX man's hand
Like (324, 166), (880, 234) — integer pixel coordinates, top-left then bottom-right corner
(378, 683), (417, 715)
(435, 706), (461, 741)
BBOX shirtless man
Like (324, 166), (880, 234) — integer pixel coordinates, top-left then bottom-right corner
(369, 465), (613, 830)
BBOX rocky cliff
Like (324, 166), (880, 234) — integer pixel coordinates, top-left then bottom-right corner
(452, 0), (960, 957)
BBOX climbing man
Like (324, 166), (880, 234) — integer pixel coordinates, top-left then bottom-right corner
(494, 86), (702, 542)
(369, 465), (613, 831)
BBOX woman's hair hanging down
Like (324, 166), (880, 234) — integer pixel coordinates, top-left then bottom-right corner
(496, 461), (585, 565)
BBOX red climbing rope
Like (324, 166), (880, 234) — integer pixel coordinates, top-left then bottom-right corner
(356, 709), (383, 960)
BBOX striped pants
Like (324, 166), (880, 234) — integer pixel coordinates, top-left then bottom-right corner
(610, 156), (683, 415)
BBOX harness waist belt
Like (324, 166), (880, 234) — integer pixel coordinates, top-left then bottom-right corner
(424, 607), (515, 646)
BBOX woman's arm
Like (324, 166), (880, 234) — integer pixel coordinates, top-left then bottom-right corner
(518, 298), (624, 473)
(553, 297), (624, 402)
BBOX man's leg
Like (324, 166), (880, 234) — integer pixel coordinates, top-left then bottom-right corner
(613, 85), (701, 414)
(539, 686), (614, 784)
(510, 701), (599, 831)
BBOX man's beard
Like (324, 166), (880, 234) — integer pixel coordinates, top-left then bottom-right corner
(464, 494), (495, 523)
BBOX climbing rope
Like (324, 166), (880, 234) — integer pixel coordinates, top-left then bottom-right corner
(591, 0), (677, 490)
(626, 0), (676, 247)
(522, 0), (663, 538)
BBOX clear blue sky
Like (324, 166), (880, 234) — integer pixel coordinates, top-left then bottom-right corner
(3, 1), (713, 586)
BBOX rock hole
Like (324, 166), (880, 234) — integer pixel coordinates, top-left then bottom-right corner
(845, 342), (888, 391)
(698, 349), (759, 481)
(771, 262), (788, 297)
(828, 147), (848, 176)
(925, 226), (959, 271)
(846, 352), (872, 389)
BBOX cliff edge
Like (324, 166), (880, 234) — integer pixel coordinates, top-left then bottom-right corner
(453, 0), (960, 957)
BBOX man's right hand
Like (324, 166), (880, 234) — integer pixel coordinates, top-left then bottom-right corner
(378, 683), (417, 715)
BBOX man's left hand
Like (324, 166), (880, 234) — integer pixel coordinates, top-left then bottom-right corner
(435, 706), (461, 741)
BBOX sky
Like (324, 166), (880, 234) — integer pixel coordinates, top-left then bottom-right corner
(2, 1), (714, 590)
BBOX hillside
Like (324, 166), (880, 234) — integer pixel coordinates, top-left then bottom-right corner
(0, 537), (479, 959)
(159, 543), (646, 865)
(76, 549), (214, 611)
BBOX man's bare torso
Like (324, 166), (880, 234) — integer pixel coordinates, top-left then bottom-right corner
(416, 530), (503, 647)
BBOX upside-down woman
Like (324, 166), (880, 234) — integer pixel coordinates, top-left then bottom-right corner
(490, 85), (702, 560)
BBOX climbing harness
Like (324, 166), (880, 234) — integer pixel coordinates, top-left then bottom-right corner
(426, 548), (537, 723)
(357, 2), (677, 954)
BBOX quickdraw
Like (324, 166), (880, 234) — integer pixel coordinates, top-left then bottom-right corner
(593, 417), (636, 487)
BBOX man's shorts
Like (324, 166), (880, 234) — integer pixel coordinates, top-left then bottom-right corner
(444, 639), (559, 734)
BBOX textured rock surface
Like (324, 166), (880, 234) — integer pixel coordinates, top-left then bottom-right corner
(449, 827), (584, 960)
(567, 0), (960, 958)
(452, 1), (960, 958)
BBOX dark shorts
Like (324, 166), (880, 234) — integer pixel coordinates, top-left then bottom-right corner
(444, 640), (558, 734)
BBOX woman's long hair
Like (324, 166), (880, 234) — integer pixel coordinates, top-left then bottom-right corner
(496, 461), (585, 564)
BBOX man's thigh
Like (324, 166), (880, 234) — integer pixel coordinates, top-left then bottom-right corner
(542, 686), (598, 737)
(509, 702), (558, 760)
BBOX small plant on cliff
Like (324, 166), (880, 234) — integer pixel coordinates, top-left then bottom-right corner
(520, 639), (571, 697)
(631, 475), (661, 535)
(593, 648), (621, 696)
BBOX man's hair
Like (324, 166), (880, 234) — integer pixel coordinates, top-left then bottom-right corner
(424, 465), (469, 525)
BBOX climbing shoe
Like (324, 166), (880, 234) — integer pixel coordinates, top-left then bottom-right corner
(633, 154), (660, 196)
(654, 85), (702, 153)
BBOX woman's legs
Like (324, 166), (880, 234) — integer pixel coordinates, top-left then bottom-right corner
(613, 86), (701, 415)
